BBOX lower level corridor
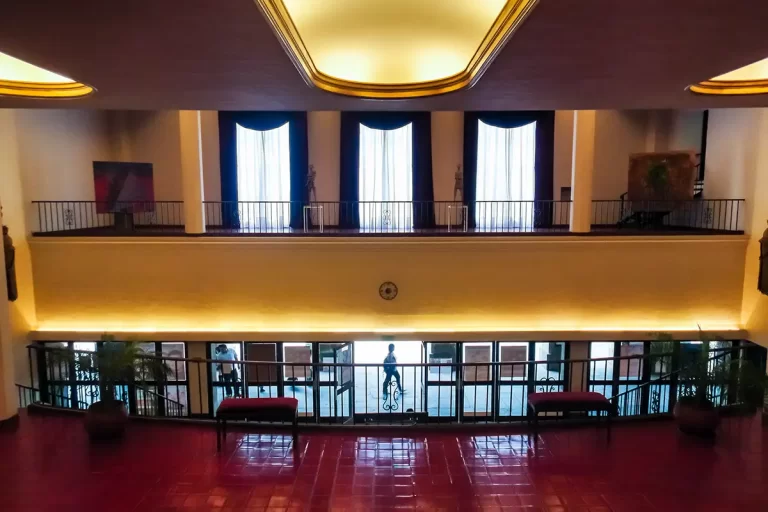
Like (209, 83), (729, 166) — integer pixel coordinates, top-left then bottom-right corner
(0, 412), (765, 512)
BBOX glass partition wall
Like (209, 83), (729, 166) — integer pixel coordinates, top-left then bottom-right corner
(32, 339), (755, 424)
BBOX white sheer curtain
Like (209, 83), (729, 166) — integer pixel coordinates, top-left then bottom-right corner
(236, 122), (291, 231)
(358, 123), (413, 231)
(475, 120), (536, 231)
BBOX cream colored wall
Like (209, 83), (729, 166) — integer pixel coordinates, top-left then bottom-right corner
(668, 110), (704, 152)
(29, 236), (745, 340)
(14, 109), (113, 231)
(431, 112), (463, 202)
(553, 110), (575, 199)
(553, 110), (648, 200)
(704, 109), (755, 201)
(120, 111), (183, 201)
(592, 111), (648, 200)
(741, 110), (768, 345)
(200, 111), (221, 202)
(0, 110), (43, 417)
(308, 111), (341, 203)
(704, 108), (768, 345)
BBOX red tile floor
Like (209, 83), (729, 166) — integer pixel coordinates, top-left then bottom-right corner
(0, 412), (766, 512)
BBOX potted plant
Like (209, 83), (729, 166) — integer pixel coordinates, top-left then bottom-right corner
(650, 332), (675, 374)
(673, 335), (767, 437)
(56, 335), (171, 440)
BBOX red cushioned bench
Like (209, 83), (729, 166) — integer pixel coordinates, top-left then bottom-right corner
(527, 392), (615, 442)
(216, 397), (299, 452)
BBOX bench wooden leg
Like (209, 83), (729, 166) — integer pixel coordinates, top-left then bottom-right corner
(216, 417), (221, 452)
(292, 414), (299, 447)
(606, 411), (612, 444)
(529, 407), (538, 446)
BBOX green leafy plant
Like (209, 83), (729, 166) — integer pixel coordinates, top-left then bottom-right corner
(53, 334), (171, 402)
(677, 333), (767, 410)
(646, 161), (670, 194)
(649, 332), (675, 374)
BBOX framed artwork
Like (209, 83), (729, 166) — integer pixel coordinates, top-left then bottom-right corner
(93, 161), (154, 213)
(627, 151), (695, 202)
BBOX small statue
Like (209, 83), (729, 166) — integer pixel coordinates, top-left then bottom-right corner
(306, 165), (317, 203)
(453, 165), (463, 202)
(3, 225), (17, 302)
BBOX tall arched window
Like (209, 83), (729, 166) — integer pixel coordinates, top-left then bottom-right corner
(340, 112), (434, 231)
(475, 120), (536, 230)
(235, 122), (291, 230)
(358, 123), (413, 231)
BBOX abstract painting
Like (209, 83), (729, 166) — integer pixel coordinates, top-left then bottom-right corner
(93, 161), (154, 213)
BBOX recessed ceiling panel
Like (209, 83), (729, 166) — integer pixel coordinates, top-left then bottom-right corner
(0, 51), (93, 99)
(256, 0), (538, 98)
(689, 57), (768, 96)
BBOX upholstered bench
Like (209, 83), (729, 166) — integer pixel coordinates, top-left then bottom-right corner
(216, 397), (299, 451)
(527, 391), (615, 442)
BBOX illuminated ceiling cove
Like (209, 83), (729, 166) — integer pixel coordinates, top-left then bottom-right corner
(690, 57), (768, 95)
(0, 51), (92, 98)
(255, 0), (538, 98)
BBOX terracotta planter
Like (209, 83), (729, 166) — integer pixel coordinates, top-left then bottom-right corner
(673, 398), (719, 437)
(84, 399), (128, 440)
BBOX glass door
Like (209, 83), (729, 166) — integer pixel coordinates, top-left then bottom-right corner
(461, 342), (494, 420)
(282, 343), (314, 418)
(424, 342), (457, 421)
(334, 343), (354, 424)
(317, 342), (353, 423)
(353, 340), (424, 421)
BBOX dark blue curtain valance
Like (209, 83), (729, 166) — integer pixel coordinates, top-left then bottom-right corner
(218, 111), (309, 229)
(340, 111), (434, 229)
(356, 112), (419, 131)
(463, 111), (555, 228)
(470, 111), (544, 130)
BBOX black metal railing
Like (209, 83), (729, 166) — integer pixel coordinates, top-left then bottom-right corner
(32, 201), (184, 234)
(594, 198), (743, 232)
(21, 342), (758, 426)
(203, 200), (572, 234)
(28, 345), (187, 418)
(32, 199), (743, 235)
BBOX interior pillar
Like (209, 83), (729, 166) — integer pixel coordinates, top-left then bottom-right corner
(569, 110), (596, 233)
(179, 110), (206, 234)
(0, 208), (17, 422)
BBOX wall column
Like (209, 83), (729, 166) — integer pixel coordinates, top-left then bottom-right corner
(569, 110), (596, 233)
(0, 200), (17, 421)
(179, 111), (206, 234)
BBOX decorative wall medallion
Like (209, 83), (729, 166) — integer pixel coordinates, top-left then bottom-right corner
(379, 281), (398, 300)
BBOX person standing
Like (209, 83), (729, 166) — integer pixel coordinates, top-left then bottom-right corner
(215, 344), (241, 398)
(382, 343), (403, 395)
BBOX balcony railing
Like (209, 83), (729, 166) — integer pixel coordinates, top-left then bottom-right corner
(31, 199), (744, 236)
(20, 342), (757, 426)
(33, 201), (184, 234)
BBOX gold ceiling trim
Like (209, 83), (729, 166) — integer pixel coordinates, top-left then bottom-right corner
(255, 0), (539, 99)
(689, 79), (768, 96)
(0, 79), (94, 99)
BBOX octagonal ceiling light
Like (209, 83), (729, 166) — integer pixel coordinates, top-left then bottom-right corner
(255, 0), (538, 99)
(689, 57), (768, 96)
(0, 51), (93, 99)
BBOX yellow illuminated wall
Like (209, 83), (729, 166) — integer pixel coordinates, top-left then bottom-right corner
(706, 108), (768, 345)
(29, 236), (746, 339)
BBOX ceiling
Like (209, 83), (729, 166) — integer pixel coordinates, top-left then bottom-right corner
(1, 0), (768, 111)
